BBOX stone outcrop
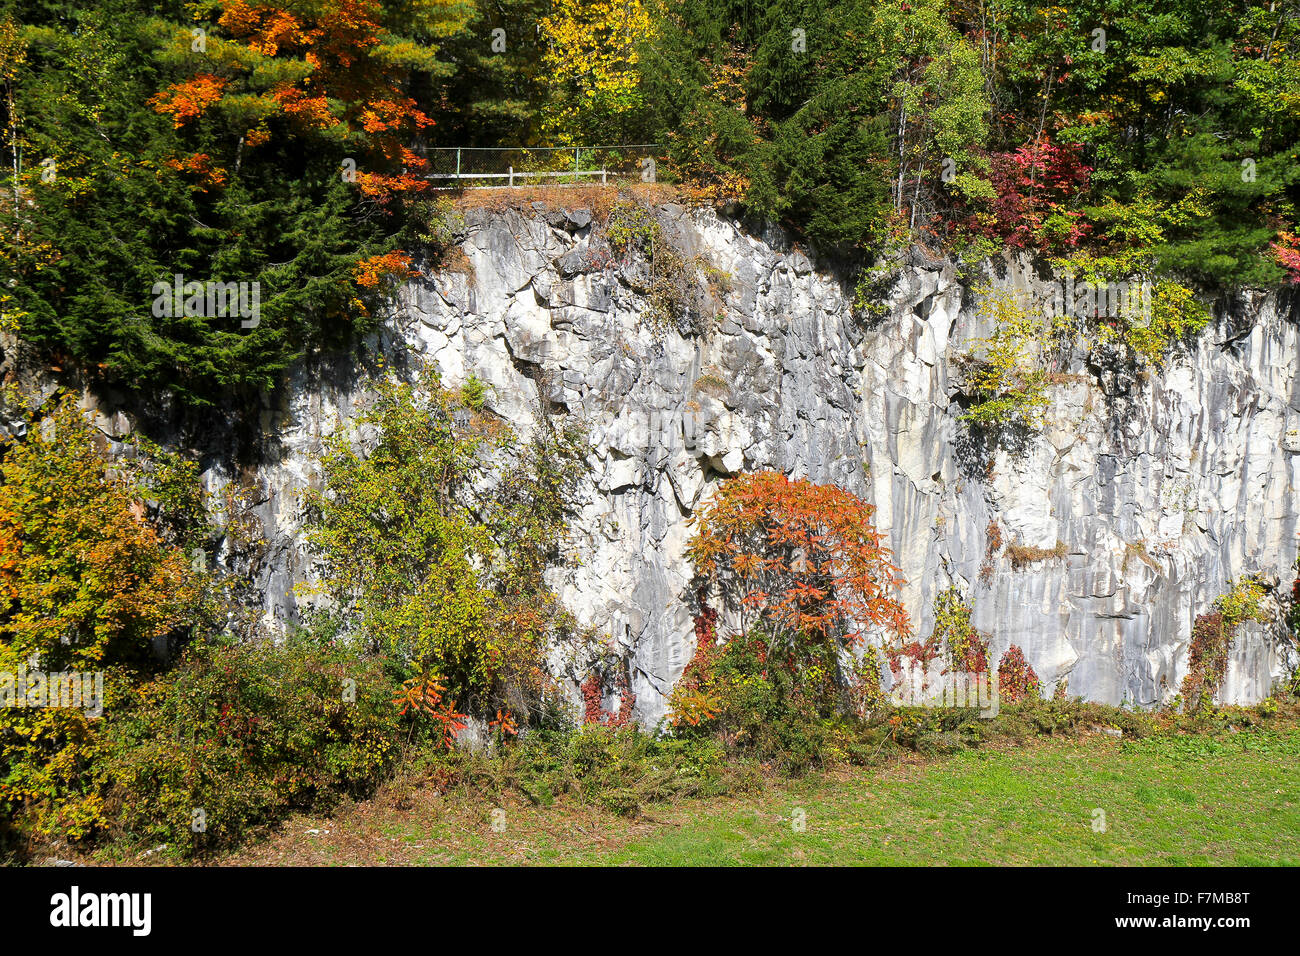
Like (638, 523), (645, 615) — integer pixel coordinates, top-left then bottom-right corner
(60, 202), (1300, 724)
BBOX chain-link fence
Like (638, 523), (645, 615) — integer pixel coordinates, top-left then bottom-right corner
(419, 145), (662, 188)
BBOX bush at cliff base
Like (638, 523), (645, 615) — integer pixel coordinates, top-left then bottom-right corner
(103, 635), (404, 856)
(0, 396), (211, 841)
(0, 395), (409, 856)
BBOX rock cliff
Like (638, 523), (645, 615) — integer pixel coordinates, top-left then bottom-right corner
(87, 202), (1300, 724)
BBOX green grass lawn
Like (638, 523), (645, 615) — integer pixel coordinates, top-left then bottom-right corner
(582, 731), (1299, 866)
(222, 726), (1300, 866)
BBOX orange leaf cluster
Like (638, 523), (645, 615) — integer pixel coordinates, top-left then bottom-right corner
(270, 85), (337, 131)
(359, 98), (431, 136)
(355, 168), (430, 200)
(219, 1), (315, 56)
(353, 250), (416, 288)
(687, 471), (911, 650)
(149, 74), (229, 128)
(164, 153), (228, 191)
(489, 709), (518, 737)
(153, 1), (444, 201)
(393, 674), (467, 749)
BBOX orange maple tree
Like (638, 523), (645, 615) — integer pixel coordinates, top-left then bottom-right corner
(686, 471), (911, 657)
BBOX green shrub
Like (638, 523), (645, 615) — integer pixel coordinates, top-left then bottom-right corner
(410, 197), (468, 256)
(444, 724), (737, 818)
(103, 635), (404, 856)
(459, 373), (489, 410)
(957, 289), (1054, 433)
(303, 367), (585, 725)
(671, 628), (851, 774)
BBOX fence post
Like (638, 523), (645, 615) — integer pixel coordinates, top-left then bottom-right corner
(456, 148), (461, 181)
(601, 167), (607, 184)
(508, 165), (514, 187)
(574, 147), (579, 178)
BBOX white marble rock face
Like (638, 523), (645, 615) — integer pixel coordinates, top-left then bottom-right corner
(193, 204), (1299, 726)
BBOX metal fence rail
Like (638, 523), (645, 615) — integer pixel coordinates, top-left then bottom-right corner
(419, 145), (661, 188)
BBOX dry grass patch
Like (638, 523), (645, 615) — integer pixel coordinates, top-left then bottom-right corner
(440, 183), (682, 222)
(1005, 539), (1068, 569)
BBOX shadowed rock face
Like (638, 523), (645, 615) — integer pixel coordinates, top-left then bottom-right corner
(190, 204), (1298, 725)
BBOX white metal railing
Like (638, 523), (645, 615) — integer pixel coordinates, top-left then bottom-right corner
(425, 167), (613, 187)
(421, 145), (660, 189)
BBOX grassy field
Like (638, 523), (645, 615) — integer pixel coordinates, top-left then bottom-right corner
(213, 726), (1300, 867)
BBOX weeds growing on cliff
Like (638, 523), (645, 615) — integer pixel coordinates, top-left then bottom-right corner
(850, 247), (908, 324)
(956, 289), (1055, 433)
(1005, 540), (1068, 569)
(1181, 577), (1273, 713)
(934, 588), (989, 673)
(603, 200), (721, 336)
(406, 197), (469, 270)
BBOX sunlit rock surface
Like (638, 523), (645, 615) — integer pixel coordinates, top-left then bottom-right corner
(164, 204), (1299, 724)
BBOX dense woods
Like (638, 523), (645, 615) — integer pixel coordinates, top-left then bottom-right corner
(1, 0), (1298, 404)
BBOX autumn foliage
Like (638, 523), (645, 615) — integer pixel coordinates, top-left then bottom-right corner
(149, 74), (229, 128)
(152, 1), (449, 201)
(686, 471), (910, 653)
(976, 138), (1093, 252)
(581, 667), (636, 728)
(671, 473), (909, 740)
(354, 250), (418, 289)
(1271, 233), (1300, 285)
(1180, 577), (1270, 711)
(669, 593), (722, 728)
(995, 645), (1041, 704)
(138, 0), (474, 377)
(0, 396), (211, 837)
(393, 673), (468, 749)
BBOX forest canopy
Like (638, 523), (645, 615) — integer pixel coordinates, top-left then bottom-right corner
(2, 0), (1298, 404)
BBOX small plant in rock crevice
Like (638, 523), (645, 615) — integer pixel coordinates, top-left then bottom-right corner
(979, 520), (1003, 584)
(933, 588), (989, 674)
(956, 288), (1054, 434)
(459, 373), (489, 410)
(693, 369), (730, 399)
(1181, 576), (1272, 712)
(1005, 540), (1068, 569)
(602, 200), (719, 336)
(851, 253), (905, 324)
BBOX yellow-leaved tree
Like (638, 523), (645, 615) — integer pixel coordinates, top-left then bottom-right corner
(538, 0), (654, 145)
(0, 395), (211, 838)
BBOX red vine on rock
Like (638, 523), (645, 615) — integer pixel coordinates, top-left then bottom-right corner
(996, 644), (1041, 704)
(1181, 611), (1231, 707)
(581, 665), (636, 727)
